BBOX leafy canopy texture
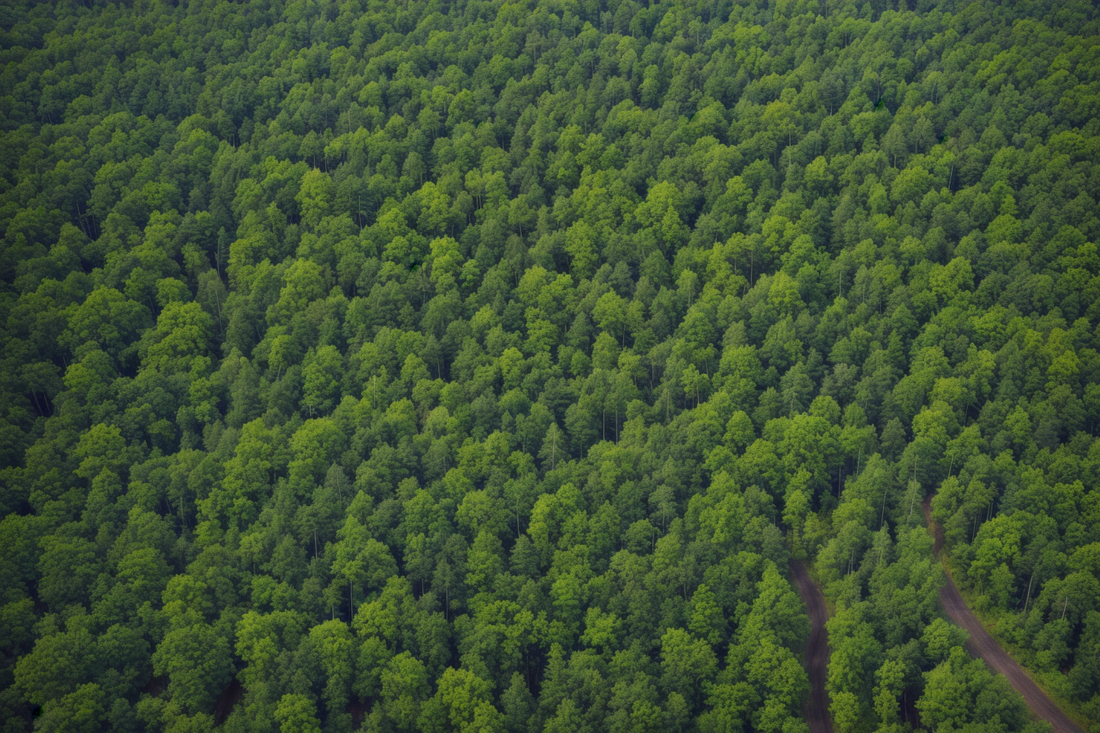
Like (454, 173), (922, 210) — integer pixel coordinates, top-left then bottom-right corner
(0, 0), (1099, 732)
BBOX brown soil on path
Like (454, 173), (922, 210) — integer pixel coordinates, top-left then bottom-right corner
(922, 496), (1085, 733)
(790, 559), (835, 733)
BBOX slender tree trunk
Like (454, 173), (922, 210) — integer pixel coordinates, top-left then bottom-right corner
(1022, 568), (1036, 617)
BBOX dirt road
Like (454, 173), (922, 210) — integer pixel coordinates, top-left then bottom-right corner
(922, 496), (1085, 733)
(790, 560), (835, 733)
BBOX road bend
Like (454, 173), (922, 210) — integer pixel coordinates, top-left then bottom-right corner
(922, 496), (1085, 733)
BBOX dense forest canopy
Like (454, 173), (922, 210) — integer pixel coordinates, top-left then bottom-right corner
(1, 0), (1099, 732)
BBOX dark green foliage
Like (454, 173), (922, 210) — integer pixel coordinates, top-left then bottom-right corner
(0, 0), (1098, 731)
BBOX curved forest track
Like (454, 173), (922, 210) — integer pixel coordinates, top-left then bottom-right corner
(922, 495), (1085, 733)
(790, 560), (835, 733)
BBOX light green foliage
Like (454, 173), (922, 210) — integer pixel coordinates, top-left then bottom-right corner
(275, 694), (322, 733)
(1, 0), (1098, 731)
(151, 622), (235, 715)
(917, 648), (1030, 733)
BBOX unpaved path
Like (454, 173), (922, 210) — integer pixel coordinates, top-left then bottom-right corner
(790, 560), (835, 733)
(922, 496), (1084, 733)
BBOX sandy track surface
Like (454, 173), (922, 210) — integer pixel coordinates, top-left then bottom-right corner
(922, 496), (1084, 733)
(790, 560), (835, 733)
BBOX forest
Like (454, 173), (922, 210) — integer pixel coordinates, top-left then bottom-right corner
(0, 0), (1098, 731)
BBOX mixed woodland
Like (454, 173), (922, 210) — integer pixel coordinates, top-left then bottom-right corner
(1, 0), (1099, 732)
